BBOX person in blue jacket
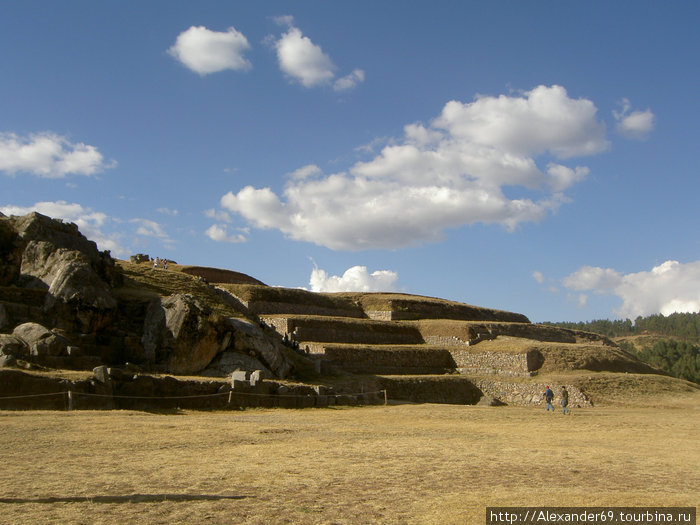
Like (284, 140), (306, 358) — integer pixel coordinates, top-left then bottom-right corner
(544, 385), (554, 411)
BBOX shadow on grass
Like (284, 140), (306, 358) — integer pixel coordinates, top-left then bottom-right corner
(0, 493), (252, 504)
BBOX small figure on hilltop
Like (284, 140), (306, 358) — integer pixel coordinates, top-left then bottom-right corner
(163, 259), (168, 270)
(153, 256), (160, 269)
(561, 385), (570, 415)
(544, 385), (554, 411)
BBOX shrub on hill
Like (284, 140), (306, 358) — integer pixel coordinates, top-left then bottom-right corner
(632, 339), (700, 384)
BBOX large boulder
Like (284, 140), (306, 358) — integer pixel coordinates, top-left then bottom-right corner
(2, 212), (122, 332)
(201, 351), (272, 377)
(12, 322), (69, 356)
(227, 318), (292, 378)
(142, 294), (292, 377)
(21, 242), (117, 310)
(142, 294), (234, 375)
(0, 216), (20, 286)
(0, 334), (29, 358)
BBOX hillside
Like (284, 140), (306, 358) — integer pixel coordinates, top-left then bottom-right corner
(545, 316), (700, 384)
(1, 211), (698, 409)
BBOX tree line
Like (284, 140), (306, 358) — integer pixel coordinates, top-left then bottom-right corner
(544, 312), (700, 342)
(543, 312), (700, 384)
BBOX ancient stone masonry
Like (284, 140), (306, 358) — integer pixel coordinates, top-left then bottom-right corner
(448, 347), (544, 377)
(0, 367), (384, 411)
(475, 379), (592, 408)
(262, 316), (425, 345)
(308, 344), (457, 375)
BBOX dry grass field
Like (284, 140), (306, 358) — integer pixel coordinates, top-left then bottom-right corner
(1, 400), (698, 524)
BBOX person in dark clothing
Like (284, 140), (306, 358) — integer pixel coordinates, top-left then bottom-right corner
(544, 386), (554, 411)
(560, 385), (570, 414)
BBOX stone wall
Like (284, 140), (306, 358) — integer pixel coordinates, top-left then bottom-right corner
(377, 376), (483, 404)
(249, 301), (365, 318)
(475, 379), (592, 408)
(0, 368), (385, 411)
(261, 316), (424, 345)
(365, 310), (392, 321)
(363, 297), (530, 323)
(310, 345), (456, 375)
(424, 335), (471, 346)
(448, 347), (544, 376)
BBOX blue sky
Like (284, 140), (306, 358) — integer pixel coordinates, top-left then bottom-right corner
(2, 1), (699, 323)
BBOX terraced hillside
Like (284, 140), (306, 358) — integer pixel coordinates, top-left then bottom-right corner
(216, 281), (697, 407)
(1, 210), (697, 408)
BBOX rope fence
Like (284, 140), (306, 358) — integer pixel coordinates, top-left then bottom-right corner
(0, 389), (389, 410)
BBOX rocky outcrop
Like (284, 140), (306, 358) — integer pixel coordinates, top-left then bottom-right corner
(0, 334), (28, 358)
(12, 322), (70, 356)
(1, 213), (293, 381)
(202, 351), (272, 378)
(142, 294), (228, 374)
(142, 294), (292, 377)
(1, 212), (121, 333)
(22, 241), (117, 309)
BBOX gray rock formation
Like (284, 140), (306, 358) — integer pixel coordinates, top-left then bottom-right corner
(0, 333), (29, 358)
(142, 294), (227, 374)
(12, 322), (70, 356)
(142, 294), (292, 377)
(227, 318), (292, 378)
(2, 212), (120, 333)
(0, 303), (7, 330)
(22, 241), (117, 309)
(202, 351), (272, 378)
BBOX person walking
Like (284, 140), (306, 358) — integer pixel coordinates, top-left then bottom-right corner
(560, 385), (570, 415)
(544, 385), (554, 412)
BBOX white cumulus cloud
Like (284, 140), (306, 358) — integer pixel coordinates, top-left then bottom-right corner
(613, 98), (655, 139)
(563, 266), (622, 292)
(169, 25), (251, 75)
(130, 218), (169, 238)
(562, 260), (700, 318)
(205, 224), (247, 243)
(274, 26), (336, 87)
(271, 23), (364, 91)
(220, 85), (608, 250)
(0, 132), (113, 178)
(309, 265), (399, 293)
(433, 85), (609, 158)
(334, 69), (365, 92)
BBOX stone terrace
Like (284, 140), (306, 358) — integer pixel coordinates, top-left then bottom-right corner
(221, 286), (595, 379)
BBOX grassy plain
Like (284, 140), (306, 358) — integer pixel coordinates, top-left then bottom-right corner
(1, 400), (698, 524)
